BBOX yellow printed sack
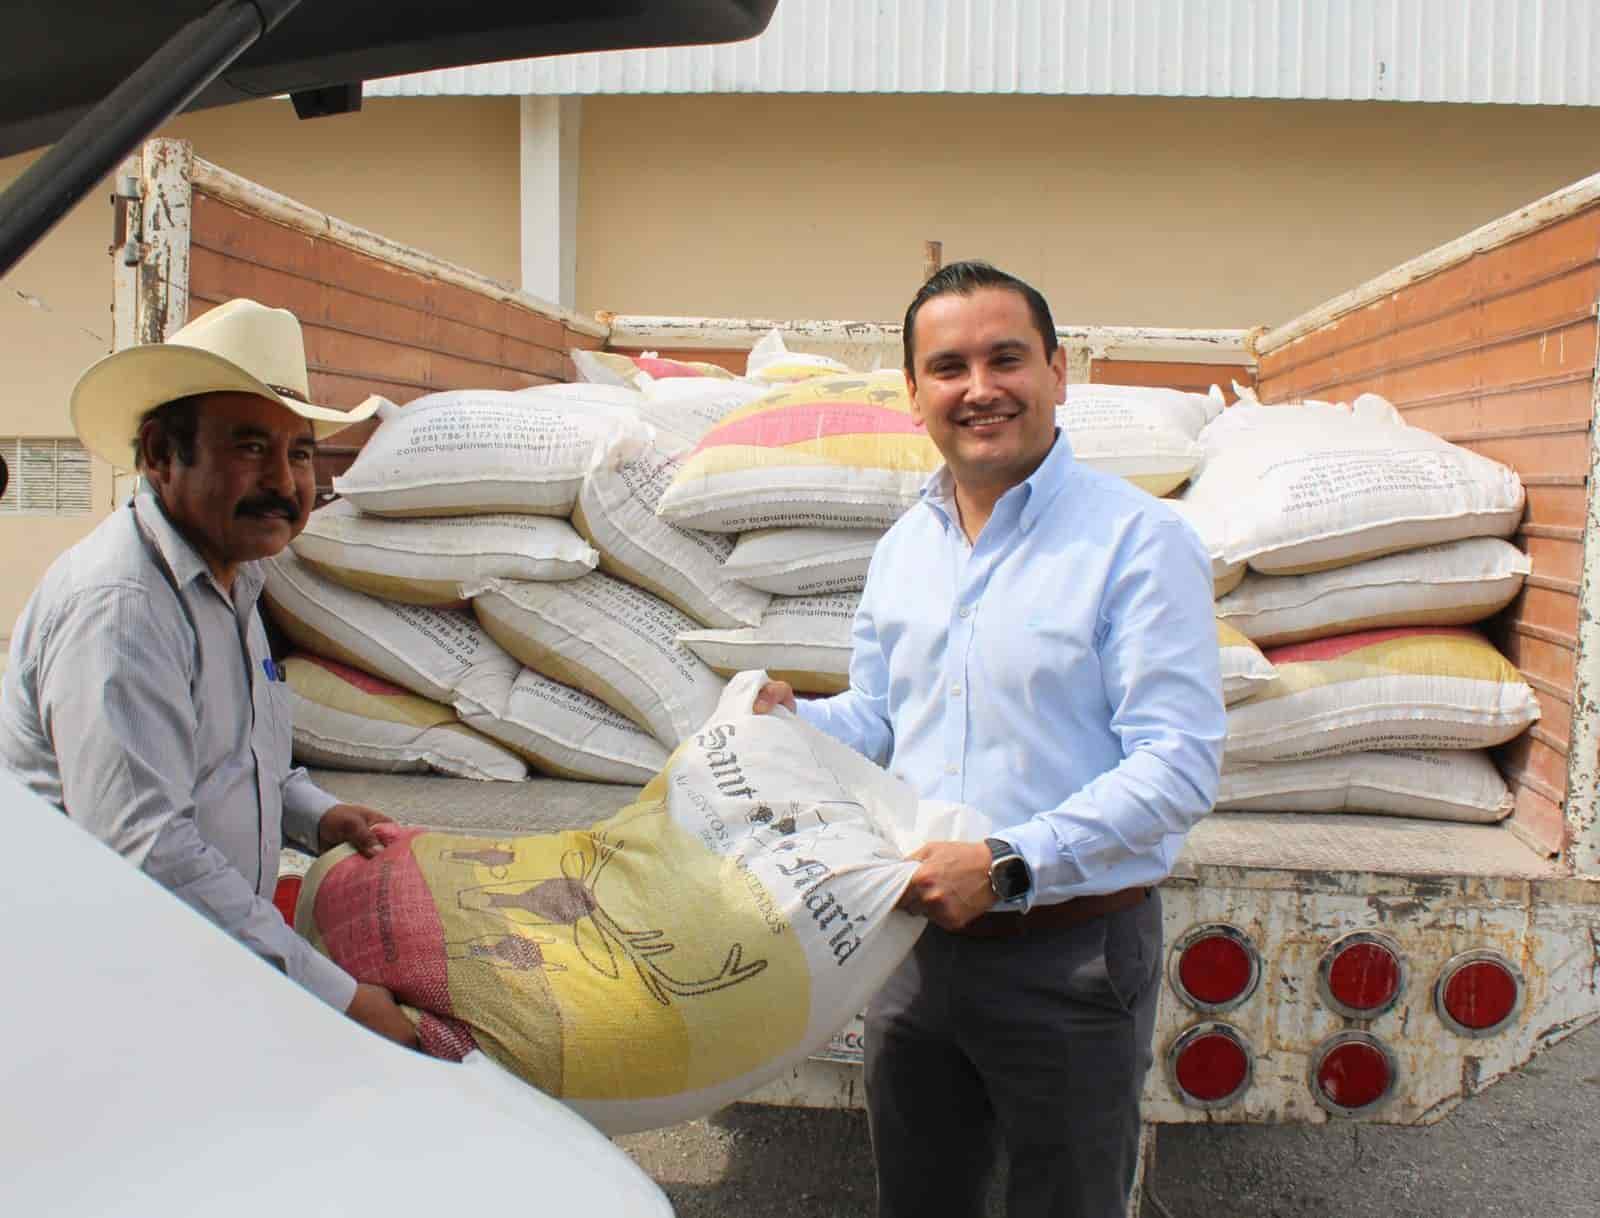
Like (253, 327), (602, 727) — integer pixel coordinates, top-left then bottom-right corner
(1217, 622), (1275, 706)
(656, 370), (940, 532)
(296, 672), (931, 1134)
(284, 654), (527, 782)
(1225, 626), (1539, 763)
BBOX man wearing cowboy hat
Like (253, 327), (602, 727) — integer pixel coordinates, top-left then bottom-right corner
(0, 299), (416, 1046)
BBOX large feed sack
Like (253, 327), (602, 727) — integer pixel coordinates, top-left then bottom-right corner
(1217, 750), (1513, 823)
(470, 571), (727, 748)
(1224, 627), (1541, 763)
(573, 426), (770, 629)
(679, 594), (859, 694)
(474, 668), (670, 786)
(294, 672), (951, 1134)
(263, 550), (520, 717)
(632, 377), (770, 455)
(1218, 622), (1275, 706)
(292, 499), (597, 607)
(332, 393), (621, 518)
(744, 327), (853, 385)
(1216, 537), (1531, 647)
(572, 347), (737, 388)
(1056, 384), (1222, 497)
(1170, 498), (1245, 598)
(656, 370), (939, 532)
(284, 654), (528, 782)
(721, 527), (883, 596)
(1184, 399), (1525, 574)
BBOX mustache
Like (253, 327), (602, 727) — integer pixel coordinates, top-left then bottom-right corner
(235, 492), (301, 520)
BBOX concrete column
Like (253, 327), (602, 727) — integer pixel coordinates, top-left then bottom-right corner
(519, 95), (581, 308)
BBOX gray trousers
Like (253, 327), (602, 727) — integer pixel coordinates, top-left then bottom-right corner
(863, 891), (1162, 1218)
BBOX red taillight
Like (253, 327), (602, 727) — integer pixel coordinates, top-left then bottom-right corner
(1171, 924), (1260, 1012)
(1435, 951), (1523, 1037)
(272, 874), (303, 925)
(1168, 1023), (1252, 1108)
(1319, 932), (1406, 1019)
(1310, 1032), (1397, 1116)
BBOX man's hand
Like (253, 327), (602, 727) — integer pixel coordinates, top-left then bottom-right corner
(345, 982), (420, 1048)
(752, 679), (797, 714)
(318, 803), (395, 857)
(896, 840), (996, 931)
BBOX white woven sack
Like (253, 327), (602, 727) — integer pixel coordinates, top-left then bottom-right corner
(292, 499), (597, 607)
(508, 380), (645, 426)
(1056, 384), (1221, 498)
(470, 667), (669, 786)
(1217, 537), (1531, 647)
(1217, 622), (1275, 706)
(679, 594), (859, 695)
(1170, 498), (1245, 598)
(744, 326), (852, 384)
(469, 571), (727, 748)
(722, 527), (883, 596)
(1185, 398), (1525, 574)
(634, 377), (769, 454)
(1217, 750), (1513, 823)
(283, 653), (529, 784)
(573, 426), (770, 629)
(332, 393), (620, 518)
(1224, 627), (1540, 764)
(262, 550), (520, 718)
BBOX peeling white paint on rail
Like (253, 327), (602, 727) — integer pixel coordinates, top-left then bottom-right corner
(187, 149), (608, 340)
(1564, 335), (1600, 879)
(1257, 171), (1600, 359)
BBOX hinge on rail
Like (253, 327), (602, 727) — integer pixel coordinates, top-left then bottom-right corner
(111, 174), (144, 267)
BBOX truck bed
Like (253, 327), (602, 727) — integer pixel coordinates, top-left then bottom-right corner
(308, 771), (1562, 883)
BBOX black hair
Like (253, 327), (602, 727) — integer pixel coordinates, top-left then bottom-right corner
(902, 261), (1058, 374)
(133, 395), (206, 469)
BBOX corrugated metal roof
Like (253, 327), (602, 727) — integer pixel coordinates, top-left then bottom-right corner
(367, 0), (1600, 106)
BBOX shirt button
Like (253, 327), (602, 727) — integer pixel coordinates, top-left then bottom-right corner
(958, 606), (972, 619)
(950, 684), (963, 697)
(944, 762), (959, 776)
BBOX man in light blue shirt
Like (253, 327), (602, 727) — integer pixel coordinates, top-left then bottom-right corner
(754, 263), (1224, 1217)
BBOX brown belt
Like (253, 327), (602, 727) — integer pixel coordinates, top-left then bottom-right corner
(952, 886), (1149, 940)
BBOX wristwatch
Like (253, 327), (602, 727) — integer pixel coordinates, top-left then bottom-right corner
(984, 837), (1032, 904)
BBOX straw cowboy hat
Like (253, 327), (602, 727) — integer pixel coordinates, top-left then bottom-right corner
(70, 298), (379, 469)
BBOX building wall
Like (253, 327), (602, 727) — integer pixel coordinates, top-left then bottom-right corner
(0, 96), (520, 634)
(576, 94), (1600, 328)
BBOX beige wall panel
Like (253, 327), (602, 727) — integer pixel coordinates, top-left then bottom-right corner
(576, 94), (1600, 329)
(0, 97), (519, 635)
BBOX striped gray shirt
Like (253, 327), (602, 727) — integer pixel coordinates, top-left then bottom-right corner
(0, 487), (355, 1010)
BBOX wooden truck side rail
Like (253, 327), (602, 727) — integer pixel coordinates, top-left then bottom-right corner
(1254, 170), (1600, 876)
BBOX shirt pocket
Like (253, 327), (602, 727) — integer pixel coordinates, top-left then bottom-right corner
(261, 679), (295, 783)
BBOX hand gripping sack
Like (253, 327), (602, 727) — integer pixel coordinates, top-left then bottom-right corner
(284, 654), (528, 782)
(656, 370), (940, 532)
(1224, 626), (1540, 763)
(291, 499), (597, 608)
(573, 425), (771, 629)
(293, 672), (930, 1134)
(332, 393), (621, 518)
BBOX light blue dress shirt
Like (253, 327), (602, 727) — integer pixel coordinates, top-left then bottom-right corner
(796, 430), (1225, 907)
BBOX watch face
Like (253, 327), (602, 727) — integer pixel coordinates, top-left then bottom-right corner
(991, 856), (1029, 902)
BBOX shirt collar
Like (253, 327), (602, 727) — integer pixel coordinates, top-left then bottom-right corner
(919, 427), (1077, 534)
(133, 483), (266, 607)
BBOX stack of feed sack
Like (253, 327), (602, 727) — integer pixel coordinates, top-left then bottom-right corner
(1183, 394), (1536, 824)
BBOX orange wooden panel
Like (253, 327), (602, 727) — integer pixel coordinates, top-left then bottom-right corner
(1087, 360), (1252, 401)
(1398, 378), (1595, 436)
(1502, 584), (1581, 644)
(1529, 686), (1574, 751)
(1520, 533), (1584, 586)
(1522, 483), (1588, 531)
(1456, 430), (1593, 478)
(1499, 630), (1577, 697)
(1502, 779), (1566, 855)
(1498, 731), (1570, 802)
